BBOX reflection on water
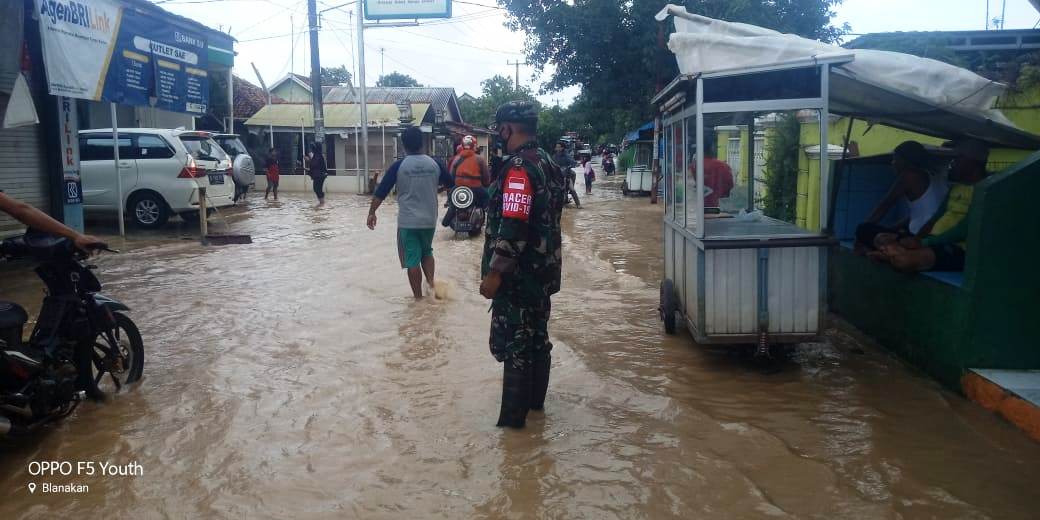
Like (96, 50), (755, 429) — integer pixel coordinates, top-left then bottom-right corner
(0, 176), (1038, 519)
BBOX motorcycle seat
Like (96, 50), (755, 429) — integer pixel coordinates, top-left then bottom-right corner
(0, 301), (27, 330)
(1, 346), (43, 375)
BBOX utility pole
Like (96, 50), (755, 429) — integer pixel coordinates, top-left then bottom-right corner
(380, 47), (385, 77)
(357, 7), (369, 193)
(307, 0), (325, 145)
(507, 59), (529, 92)
(318, 3), (418, 193)
(251, 62), (274, 147)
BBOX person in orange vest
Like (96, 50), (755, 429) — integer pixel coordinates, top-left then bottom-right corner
(442, 135), (491, 227)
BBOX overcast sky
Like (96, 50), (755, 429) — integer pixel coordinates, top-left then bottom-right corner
(153, 0), (1040, 107)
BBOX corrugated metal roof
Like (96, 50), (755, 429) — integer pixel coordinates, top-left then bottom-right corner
(322, 87), (460, 121)
(321, 86), (451, 105)
(244, 103), (431, 129)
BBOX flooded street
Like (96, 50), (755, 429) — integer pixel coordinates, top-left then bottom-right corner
(2, 175), (1039, 519)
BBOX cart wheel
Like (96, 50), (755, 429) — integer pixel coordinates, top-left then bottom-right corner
(622, 182), (630, 196)
(660, 279), (678, 335)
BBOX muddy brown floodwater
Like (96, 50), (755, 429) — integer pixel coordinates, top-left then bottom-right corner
(1, 174), (1039, 519)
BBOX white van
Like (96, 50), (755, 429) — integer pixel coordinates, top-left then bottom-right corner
(78, 129), (235, 228)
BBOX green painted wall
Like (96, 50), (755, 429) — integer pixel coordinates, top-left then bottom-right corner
(830, 249), (973, 389)
(271, 81), (311, 104)
(961, 150), (1040, 371)
(714, 126), (761, 209)
(996, 87), (1040, 135)
(797, 121), (816, 229)
(830, 151), (1040, 390)
(795, 84), (1040, 230)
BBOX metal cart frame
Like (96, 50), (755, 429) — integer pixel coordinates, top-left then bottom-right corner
(653, 56), (848, 351)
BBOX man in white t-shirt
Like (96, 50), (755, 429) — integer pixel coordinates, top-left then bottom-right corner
(855, 140), (947, 252)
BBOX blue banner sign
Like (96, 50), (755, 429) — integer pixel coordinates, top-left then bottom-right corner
(36, 0), (209, 115)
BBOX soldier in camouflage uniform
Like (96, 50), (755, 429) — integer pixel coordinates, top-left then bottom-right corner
(480, 101), (566, 429)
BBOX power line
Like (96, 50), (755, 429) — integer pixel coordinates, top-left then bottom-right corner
(323, 20), (358, 81)
(234, 0), (306, 36)
(362, 35), (505, 65)
(380, 49), (446, 86)
(417, 9), (501, 26)
(453, 0), (506, 10)
(397, 28), (521, 55)
(274, 27), (306, 80)
(239, 31), (298, 43)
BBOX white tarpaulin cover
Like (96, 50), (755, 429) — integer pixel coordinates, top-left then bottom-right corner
(656, 5), (1013, 127)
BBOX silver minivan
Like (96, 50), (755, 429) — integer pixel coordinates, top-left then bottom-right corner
(79, 129), (236, 228)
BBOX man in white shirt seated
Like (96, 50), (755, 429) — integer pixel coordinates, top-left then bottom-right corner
(854, 141), (947, 253)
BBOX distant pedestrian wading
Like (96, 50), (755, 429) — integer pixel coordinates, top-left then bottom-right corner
(307, 143), (328, 208)
(481, 101), (566, 429)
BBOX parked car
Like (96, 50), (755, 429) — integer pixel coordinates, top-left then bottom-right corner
(212, 133), (256, 200)
(79, 128), (235, 229)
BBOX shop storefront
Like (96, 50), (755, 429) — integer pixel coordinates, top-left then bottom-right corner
(0, 0), (234, 235)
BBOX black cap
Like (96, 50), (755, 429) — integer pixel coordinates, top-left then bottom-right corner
(493, 100), (538, 128)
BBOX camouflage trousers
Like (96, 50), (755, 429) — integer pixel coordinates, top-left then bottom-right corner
(489, 297), (553, 370)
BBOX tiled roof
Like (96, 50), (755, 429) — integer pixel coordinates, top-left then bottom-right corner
(234, 76), (283, 118)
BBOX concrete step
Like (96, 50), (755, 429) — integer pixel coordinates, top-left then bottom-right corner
(962, 369), (1040, 442)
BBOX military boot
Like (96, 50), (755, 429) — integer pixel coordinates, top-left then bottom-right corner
(529, 352), (551, 411)
(496, 362), (532, 429)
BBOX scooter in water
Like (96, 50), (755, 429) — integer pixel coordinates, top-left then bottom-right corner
(602, 155), (616, 176)
(447, 186), (485, 237)
(0, 231), (143, 438)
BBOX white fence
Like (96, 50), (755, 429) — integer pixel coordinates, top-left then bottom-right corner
(254, 171), (373, 194)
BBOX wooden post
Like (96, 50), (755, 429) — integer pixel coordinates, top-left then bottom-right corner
(198, 186), (208, 242)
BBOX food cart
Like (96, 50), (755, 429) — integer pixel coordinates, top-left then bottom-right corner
(652, 6), (1039, 355)
(622, 122), (655, 196)
(623, 165), (654, 196)
(653, 60), (836, 353)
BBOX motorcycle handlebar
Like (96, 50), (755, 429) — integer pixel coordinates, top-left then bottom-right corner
(0, 233), (116, 261)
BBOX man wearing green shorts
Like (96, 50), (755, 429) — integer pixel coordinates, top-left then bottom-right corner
(367, 126), (454, 298)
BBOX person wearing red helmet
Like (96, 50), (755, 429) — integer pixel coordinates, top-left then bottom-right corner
(442, 135), (491, 227)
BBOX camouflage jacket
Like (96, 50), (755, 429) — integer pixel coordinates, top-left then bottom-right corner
(482, 142), (565, 305)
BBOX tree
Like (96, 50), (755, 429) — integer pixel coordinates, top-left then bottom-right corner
(762, 113), (801, 223)
(320, 66), (352, 86)
(459, 75), (537, 128)
(376, 72), (422, 88)
(499, 0), (849, 143)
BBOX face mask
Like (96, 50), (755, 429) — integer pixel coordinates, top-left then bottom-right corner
(494, 126), (512, 155)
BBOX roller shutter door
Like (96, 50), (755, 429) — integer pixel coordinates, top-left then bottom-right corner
(0, 70), (50, 235)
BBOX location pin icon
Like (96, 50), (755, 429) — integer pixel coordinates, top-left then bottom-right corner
(28, 483), (36, 494)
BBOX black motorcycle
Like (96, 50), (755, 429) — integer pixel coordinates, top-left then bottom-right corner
(0, 232), (143, 437)
(602, 155), (616, 176)
(447, 186), (485, 237)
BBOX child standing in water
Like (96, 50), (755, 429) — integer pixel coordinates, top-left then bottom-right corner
(264, 147), (280, 200)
